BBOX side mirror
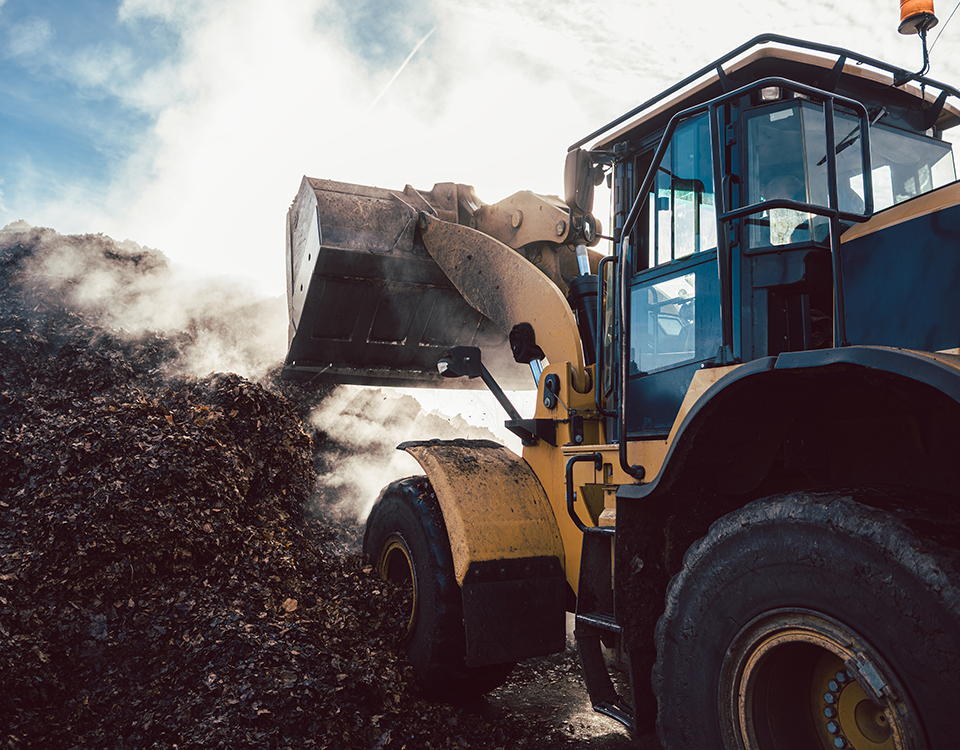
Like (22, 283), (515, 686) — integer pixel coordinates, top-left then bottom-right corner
(564, 149), (596, 215)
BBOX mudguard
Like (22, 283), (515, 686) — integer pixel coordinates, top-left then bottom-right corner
(619, 345), (960, 503)
(398, 438), (567, 666)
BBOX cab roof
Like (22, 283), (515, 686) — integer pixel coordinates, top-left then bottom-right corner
(573, 34), (960, 153)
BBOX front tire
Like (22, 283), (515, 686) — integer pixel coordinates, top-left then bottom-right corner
(653, 489), (960, 749)
(363, 476), (512, 699)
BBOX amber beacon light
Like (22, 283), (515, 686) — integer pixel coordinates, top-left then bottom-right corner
(899, 0), (939, 34)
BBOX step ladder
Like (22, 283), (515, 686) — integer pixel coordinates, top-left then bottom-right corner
(566, 454), (633, 731)
(575, 526), (634, 730)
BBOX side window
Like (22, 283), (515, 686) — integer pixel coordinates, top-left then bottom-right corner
(857, 122), (955, 210)
(629, 258), (720, 376)
(646, 113), (717, 267)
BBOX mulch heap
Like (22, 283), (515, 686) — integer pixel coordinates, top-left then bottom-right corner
(0, 225), (559, 749)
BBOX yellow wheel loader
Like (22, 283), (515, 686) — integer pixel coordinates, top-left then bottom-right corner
(283, 18), (960, 750)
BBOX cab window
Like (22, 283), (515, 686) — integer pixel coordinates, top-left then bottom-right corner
(625, 112), (722, 434)
(645, 113), (717, 267)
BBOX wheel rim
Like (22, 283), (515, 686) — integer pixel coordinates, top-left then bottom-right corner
(719, 608), (923, 750)
(376, 533), (418, 636)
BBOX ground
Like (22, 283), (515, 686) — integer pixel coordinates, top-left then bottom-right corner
(0, 224), (668, 749)
(483, 626), (662, 749)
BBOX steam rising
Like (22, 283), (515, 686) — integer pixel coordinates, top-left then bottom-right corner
(306, 385), (505, 522)
(2, 221), (526, 535)
(1, 221), (287, 382)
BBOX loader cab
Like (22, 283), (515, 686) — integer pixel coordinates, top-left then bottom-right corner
(612, 84), (875, 436)
(585, 37), (960, 438)
(622, 111), (723, 434)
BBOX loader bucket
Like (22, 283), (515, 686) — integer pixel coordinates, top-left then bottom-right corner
(282, 177), (533, 390)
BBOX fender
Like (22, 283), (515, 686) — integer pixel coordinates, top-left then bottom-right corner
(399, 438), (567, 665)
(619, 345), (960, 501)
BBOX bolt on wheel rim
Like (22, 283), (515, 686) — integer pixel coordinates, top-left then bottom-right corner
(719, 609), (922, 750)
(816, 658), (893, 748)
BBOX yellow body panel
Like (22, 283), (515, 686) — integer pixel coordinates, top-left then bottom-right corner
(518, 363), (652, 595)
(841, 182), (960, 243)
(519, 362), (747, 594)
(665, 364), (742, 445)
(418, 213), (590, 392)
(400, 440), (565, 586)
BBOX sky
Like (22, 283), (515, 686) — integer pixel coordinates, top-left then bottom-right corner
(2, 0), (960, 295)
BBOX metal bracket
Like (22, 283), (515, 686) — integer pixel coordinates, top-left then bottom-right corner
(717, 63), (735, 93)
(845, 653), (891, 706)
(823, 54), (847, 92)
(505, 418), (556, 447)
(923, 88), (949, 130)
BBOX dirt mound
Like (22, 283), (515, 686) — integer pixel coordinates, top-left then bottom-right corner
(0, 224), (571, 749)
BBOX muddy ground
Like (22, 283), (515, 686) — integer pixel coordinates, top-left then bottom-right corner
(480, 622), (662, 749)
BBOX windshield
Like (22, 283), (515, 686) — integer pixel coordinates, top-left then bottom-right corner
(744, 99), (957, 251)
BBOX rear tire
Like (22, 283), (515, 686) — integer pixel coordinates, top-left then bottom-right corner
(653, 489), (960, 749)
(363, 476), (513, 699)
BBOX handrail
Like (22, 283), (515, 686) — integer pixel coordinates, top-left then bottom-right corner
(565, 453), (611, 535)
(569, 32), (960, 152)
(594, 255), (618, 418)
(616, 76), (874, 481)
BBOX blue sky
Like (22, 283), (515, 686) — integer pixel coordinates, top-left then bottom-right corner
(0, 1), (163, 204)
(2, 0), (960, 293)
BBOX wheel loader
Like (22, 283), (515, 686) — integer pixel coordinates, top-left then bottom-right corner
(282, 9), (960, 749)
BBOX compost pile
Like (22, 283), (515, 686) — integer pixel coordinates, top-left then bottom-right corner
(0, 225), (570, 749)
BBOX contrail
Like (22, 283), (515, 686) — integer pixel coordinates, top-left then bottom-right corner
(365, 26), (436, 113)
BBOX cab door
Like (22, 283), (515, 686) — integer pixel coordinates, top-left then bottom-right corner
(624, 113), (723, 436)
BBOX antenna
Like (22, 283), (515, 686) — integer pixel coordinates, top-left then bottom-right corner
(894, 0), (939, 85)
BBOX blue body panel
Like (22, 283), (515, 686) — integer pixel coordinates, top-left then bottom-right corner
(842, 201), (960, 350)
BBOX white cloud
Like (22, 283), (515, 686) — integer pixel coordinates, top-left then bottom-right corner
(100, 0), (375, 292)
(7, 0), (960, 297)
(70, 43), (137, 90)
(4, 16), (54, 59)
